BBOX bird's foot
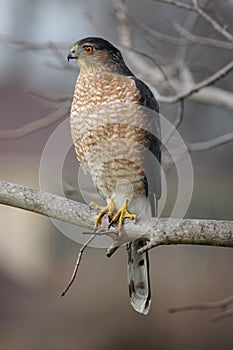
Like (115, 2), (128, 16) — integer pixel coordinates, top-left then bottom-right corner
(90, 198), (115, 230)
(108, 199), (136, 237)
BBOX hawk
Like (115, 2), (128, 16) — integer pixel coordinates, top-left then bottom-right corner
(67, 37), (161, 315)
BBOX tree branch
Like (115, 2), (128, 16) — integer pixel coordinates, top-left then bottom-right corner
(169, 294), (233, 322)
(125, 12), (233, 50)
(114, 0), (132, 49)
(0, 34), (69, 52)
(60, 234), (96, 297)
(191, 0), (233, 42)
(159, 60), (233, 104)
(187, 131), (233, 151)
(163, 99), (184, 144)
(1, 181), (233, 251)
(154, 0), (193, 11)
(171, 21), (233, 50)
(154, 0), (233, 42)
(189, 85), (233, 111)
(114, 0), (233, 114)
(0, 103), (70, 139)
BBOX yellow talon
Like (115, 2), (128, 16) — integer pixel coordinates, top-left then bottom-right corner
(90, 198), (115, 230)
(109, 199), (136, 237)
(90, 198), (136, 236)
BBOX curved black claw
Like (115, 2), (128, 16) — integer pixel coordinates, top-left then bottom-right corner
(108, 220), (115, 230)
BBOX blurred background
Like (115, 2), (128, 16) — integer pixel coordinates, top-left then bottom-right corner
(0, 0), (233, 349)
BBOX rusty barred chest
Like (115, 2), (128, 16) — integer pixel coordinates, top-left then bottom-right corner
(70, 70), (150, 200)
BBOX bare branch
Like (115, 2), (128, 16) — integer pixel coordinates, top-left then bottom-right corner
(213, 306), (233, 322)
(169, 294), (233, 313)
(190, 85), (233, 112)
(114, 0), (183, 95)
(188, 131), (233, 151)
(154, 0), (233, 42)
(114, 0), (233, 114)
(191, 0), (233, 42)
(114, 0), (132, 49)
(126, 12), (187, 46)
(169, 294), (233, 322)
(1, 181), (233, 251)
(125, 12), (233, 50)
(114, 0), (176, 93)
(171, 21), (233, 50)
(175, 1), (199, 61)
(159, 60), (233, 104)
(0, 103), (70, 139)
(0, 33), (69, 52)
(29, 90), (71, 103)
(61, 234), (96, 297)
(154, 0), (193, 11)
(127, 47), (175, 91)
(163, 99), (184, 144)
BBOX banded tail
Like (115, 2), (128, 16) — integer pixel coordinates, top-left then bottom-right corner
(127, 240), (151, 315)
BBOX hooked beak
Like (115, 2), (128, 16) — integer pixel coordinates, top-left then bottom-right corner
(67, 52), (77, 62)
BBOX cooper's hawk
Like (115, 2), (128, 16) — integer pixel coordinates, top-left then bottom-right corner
(67, 37), (161, 315)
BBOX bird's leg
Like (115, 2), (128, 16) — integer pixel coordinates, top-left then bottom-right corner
(90, 198), (115, 230)
(109, 199), (136, 237)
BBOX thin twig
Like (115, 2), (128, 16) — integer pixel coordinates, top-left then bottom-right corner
(126, 12), (233, 50)
(114, 0), (233, 113)
(153, 0), (193, 11)
(127, 47), (172, 87)
(187, 131), (233, 151)
(168, 294), (233, 322)
(213, 307), (233, 322)
(114, 0), (132, 49)
(0, 33), (69, 52)
(171, 21), (233, 50)
(169, 295), (233, 313)
(29, 90), (71, 103)
(175, 1), (200, 61)
(191, 0), (233, 42)
(154, 0), (233, 42)
(163, 99), (184, 144)
(115, 0), (181, 94)
(126, 12), (190, 46)
(159, 60), (233, 104)
(61, 234), (96, 297)
(0, 103), (70, 139)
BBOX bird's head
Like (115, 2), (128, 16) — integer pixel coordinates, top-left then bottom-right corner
(67, 37), (130, 73)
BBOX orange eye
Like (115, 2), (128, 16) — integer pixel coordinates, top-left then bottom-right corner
(84, 46), (93, 54)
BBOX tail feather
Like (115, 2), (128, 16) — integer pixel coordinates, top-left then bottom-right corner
(127, 240), (151, 315)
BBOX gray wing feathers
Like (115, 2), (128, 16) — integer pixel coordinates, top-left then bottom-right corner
(126, 78), (161, 315)
(134, 78), (162, 217)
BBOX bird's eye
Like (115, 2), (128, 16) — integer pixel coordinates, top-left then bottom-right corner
(84, 46), (93, 54)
